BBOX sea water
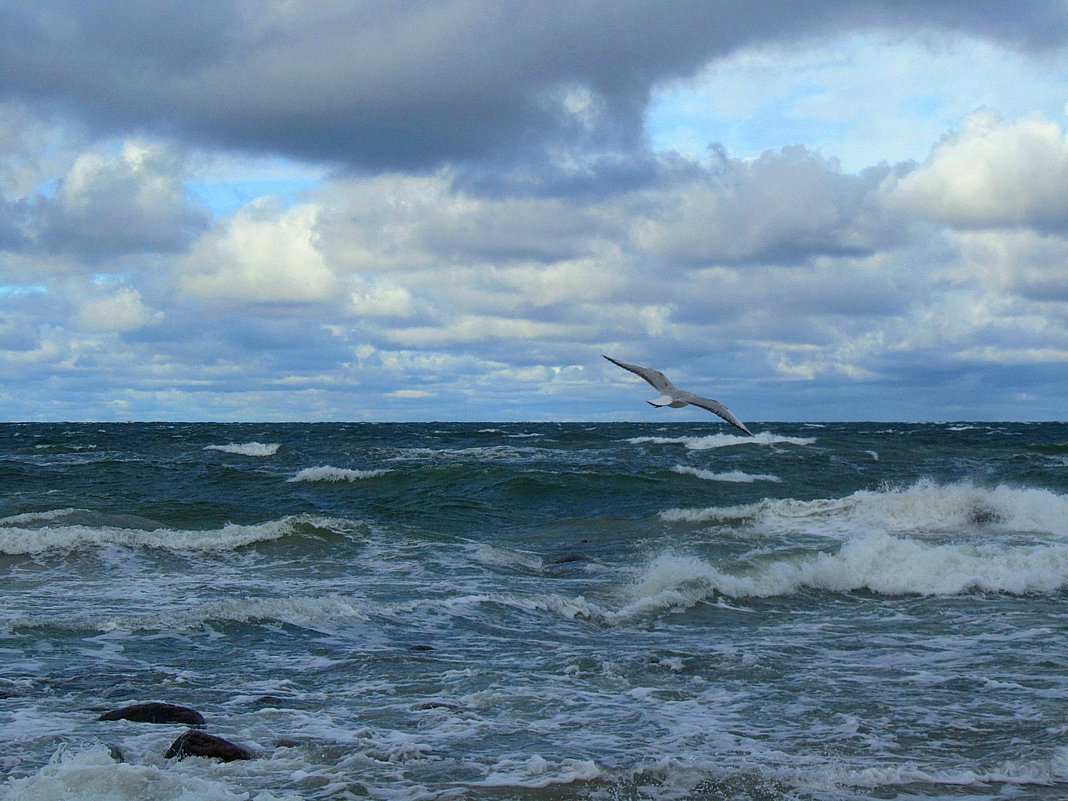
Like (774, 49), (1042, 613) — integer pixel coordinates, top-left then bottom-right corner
(1, 422), (1066, 800)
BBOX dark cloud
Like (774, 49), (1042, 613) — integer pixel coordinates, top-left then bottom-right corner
(2, 1), (1065, 173)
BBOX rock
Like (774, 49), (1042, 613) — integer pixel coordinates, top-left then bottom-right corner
(408, 644), (435, 652)
(106, 744), (125, 763)
(412, 701), (461, 711)
(99, 702), (206, 725)
(165, 730), (253, 762)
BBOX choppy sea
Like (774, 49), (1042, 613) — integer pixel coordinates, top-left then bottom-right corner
(1, 421), (1067, 801)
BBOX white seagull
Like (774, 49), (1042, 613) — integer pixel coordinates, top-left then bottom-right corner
(603, 355), (753, 436)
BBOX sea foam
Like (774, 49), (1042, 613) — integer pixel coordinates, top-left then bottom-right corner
(629, 432), (815, 449)
(0, 744), (285, 801)
(672, 465), (782, 483)
(613, 534), (1068, 617)
(288, 465), (390, 482)
(204, 441), (280, 456)
(0, 514), (345, 555)
(662, 478), (1068, 539)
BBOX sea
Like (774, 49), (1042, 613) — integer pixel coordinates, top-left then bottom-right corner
(1, 421), (1067, 801)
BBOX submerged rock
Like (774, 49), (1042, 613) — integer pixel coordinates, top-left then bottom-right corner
(99, 702), (206, 725)
(165, 730), (253, 762)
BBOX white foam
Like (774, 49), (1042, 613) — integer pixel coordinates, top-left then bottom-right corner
(288, 465), (390, 482)
(672, 465), (782, 483)
(468, 544), (545, 572)
(0, 515), (339, 555)
(662, 479), (1068, 539)
(629, 432), (815, 449)
(0, 744), (296, 801)
(204, 442), (280, 456)
(472, 754), (602, 787)
(612, 534), (1068, 617)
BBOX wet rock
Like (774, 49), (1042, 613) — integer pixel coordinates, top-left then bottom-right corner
(165, 730), (253, 762)
(412, 701), (461, 711)
(106, 744), (125, 763)
(99, 702), (206, 725)
(408, 644), (435, 652)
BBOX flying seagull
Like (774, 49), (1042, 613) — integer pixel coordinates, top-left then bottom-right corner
(603, 355), (753, 436)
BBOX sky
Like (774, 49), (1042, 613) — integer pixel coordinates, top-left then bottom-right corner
(1, 1), (1067, 423)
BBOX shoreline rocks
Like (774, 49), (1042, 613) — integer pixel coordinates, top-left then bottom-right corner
(98, 702), (206, 725)
(165, 730), (254, 762)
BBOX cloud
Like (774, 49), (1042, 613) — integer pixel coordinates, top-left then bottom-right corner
(76, 287), (162, 333)
(1, 5), (1067, 421)
(3, 2), (1067, 173)
(889, 111), (1068, 230)
(179, 200), (339, 304)
(36, 141), (209, 257)
(631, 147), (903, 264)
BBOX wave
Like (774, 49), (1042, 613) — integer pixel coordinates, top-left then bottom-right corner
(672, 465), (782, 483)
(0, 514), (357, 555)
(629, 432), (815, 449)
(288, 465), (391, 482)
(203, 441), (279, 456)
(471, 754), (602, 788)
(662, 479), (1068, 539)
(0, 745), (257, 801)
(612, 535), (1068, 617)
(7, 593), (371, 635)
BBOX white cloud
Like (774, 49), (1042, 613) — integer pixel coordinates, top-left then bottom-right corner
(180, 200), (339, 304)
(888, 111), (1068, 229)
(76, 287), (162, 332)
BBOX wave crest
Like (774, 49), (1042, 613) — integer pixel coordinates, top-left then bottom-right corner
(615, 534), (1068, 618)
(204, 441), (279, 456)
(672, 465), (782, 483)
(629, 432), (815, 449)
(289, 465), (391, 482)
(0, 514), (356, 555)
(662, 479), (1068, 538)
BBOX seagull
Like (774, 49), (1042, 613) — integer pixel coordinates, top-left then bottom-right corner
(603, 355), (753, 436)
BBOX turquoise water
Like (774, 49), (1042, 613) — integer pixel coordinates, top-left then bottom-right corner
(1, 422), (1067, 800)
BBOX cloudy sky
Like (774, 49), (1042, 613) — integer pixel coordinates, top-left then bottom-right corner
(1, 1), (1067, 422)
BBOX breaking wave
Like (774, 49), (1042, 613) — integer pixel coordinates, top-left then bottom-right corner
(289, 465), (391, 482)
(203, 441), (279, 456)
(612, 534), (1068, 618)
(629, 432), (815, 449)
(0, 514), (356, 555)
(672, 465), (782, 483)
(662, 478), (1068, 539)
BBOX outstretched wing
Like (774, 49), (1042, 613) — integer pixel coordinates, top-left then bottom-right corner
(683, 394), (754, 436)
(602, 355), (677, 395)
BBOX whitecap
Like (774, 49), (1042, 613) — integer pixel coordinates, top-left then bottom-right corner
(288, 465), (390, 482)
(204, 442), (280, 456)
(611, 534), (1068, 617)
(671, 465), (781, 483)
(0, 514), (351, 555)
(0, 744), (284, 801)
(662, 478), (1068, 539)
(629, 432), (815, 449)
(471, 754), (602, 788)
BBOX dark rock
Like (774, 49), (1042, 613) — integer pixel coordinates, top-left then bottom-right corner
(408, 644), (435, 652)
(412, 701), (461, 711)
(106, 744), (125, 763)
(99, 702), (205, 725)
(165, 730), (253, 762)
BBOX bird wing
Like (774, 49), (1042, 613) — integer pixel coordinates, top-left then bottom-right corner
(682, 394), (754, 436)
(602, 355), (677, 395)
